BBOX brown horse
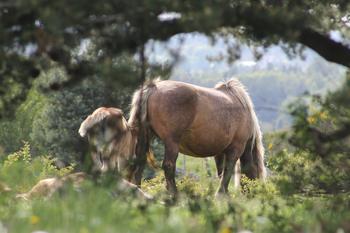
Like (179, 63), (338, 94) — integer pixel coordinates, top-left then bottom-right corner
(79, 78), (266, 196)
(129, 78), (266, 195)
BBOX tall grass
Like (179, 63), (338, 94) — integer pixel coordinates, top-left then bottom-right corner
(0, 144), (349, 233)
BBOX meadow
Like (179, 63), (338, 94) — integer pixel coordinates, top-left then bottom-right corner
(1, 1), (350, 232)
(0, 139), (349, 233)
(1, 65), (348, 233)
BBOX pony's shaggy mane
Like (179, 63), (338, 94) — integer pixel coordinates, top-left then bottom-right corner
(215, 78), (250, 110)
(216, 78), (266, 179)
(78, 107), (123, 137)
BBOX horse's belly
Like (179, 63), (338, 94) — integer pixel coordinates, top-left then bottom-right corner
(178, 131), (230, 157)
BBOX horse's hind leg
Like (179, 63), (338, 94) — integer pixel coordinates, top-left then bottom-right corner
(162, 140), (179, 196)
(216, 144), (245, 195)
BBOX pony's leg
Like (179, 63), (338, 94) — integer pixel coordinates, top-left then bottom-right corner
(162, 140), (179, 196)
(216, 152), (236, 194)
(126, 152), (146, 186)
(134, 156), (147, 186)
(216, 145), (245, 195)
(214, 154), (224, 178)
(233, 160), (241, 189)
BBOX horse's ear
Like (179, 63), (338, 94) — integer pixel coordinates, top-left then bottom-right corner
(79, 115), (93, 137)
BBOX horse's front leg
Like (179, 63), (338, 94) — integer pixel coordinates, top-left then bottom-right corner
(216, 144), (244, 195)
(162, 140), (179, 196)
(214, 154), (224, 178)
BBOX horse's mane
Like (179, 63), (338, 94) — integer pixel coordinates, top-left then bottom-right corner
(215, 79), (251, 110)
(215, 78), (264, 163)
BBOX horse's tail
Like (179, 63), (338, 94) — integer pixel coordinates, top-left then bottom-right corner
(146, 149), (158, 169)
(128, 79), (159, 130)
(128, 79), (160, 179)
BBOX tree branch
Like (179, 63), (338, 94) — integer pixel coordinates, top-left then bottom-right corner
(299, 29), (350, 68)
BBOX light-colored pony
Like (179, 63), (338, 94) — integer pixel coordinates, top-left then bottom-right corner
(79, 78), (266, 196)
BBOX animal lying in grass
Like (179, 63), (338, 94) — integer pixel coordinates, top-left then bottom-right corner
(78, 78), (266, 197)
(16, 172), (152, 200)
(16, 172), (86, 200)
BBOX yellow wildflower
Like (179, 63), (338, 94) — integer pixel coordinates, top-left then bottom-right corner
(30, 215), (40, 225)
(319, 111), (328, 120)
(307, 116), (316, 124)
(268, 143), (273, 150)
(219, 226), (232, 233)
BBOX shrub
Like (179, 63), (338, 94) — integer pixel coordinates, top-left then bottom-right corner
(0, 142), (74, 192)
(0, 89), (46, 155)
(30, 66), (132, 164)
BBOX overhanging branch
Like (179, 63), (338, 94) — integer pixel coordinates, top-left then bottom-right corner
(299, 29), (350, 68)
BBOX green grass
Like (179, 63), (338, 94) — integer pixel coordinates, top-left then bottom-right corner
(0, 144), (349, 233)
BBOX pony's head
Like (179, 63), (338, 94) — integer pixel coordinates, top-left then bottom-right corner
(79, 107), (135, 174)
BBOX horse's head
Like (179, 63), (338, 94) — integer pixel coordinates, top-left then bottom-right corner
(79, 107), (135, 174)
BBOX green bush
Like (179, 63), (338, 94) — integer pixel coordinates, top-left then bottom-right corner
(266, 141), (350, 195)
(0, 143), (74, 192)
(0, 89), (46, 156)
(30, 76), (108, 163)
(280, 73), (350, 193)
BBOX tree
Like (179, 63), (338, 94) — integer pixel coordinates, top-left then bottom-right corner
(0, 0), (349, 117)
(289, 72), (350, 158)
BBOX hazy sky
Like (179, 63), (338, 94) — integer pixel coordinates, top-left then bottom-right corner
(146, 33), (345, 76)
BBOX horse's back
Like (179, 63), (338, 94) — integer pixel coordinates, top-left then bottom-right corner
(148, 80), (198, 140)
(186, 84), (250, 156)
(147, 80), (251, 157)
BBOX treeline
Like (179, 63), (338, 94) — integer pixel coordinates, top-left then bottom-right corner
(172, 54), (346, 131)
